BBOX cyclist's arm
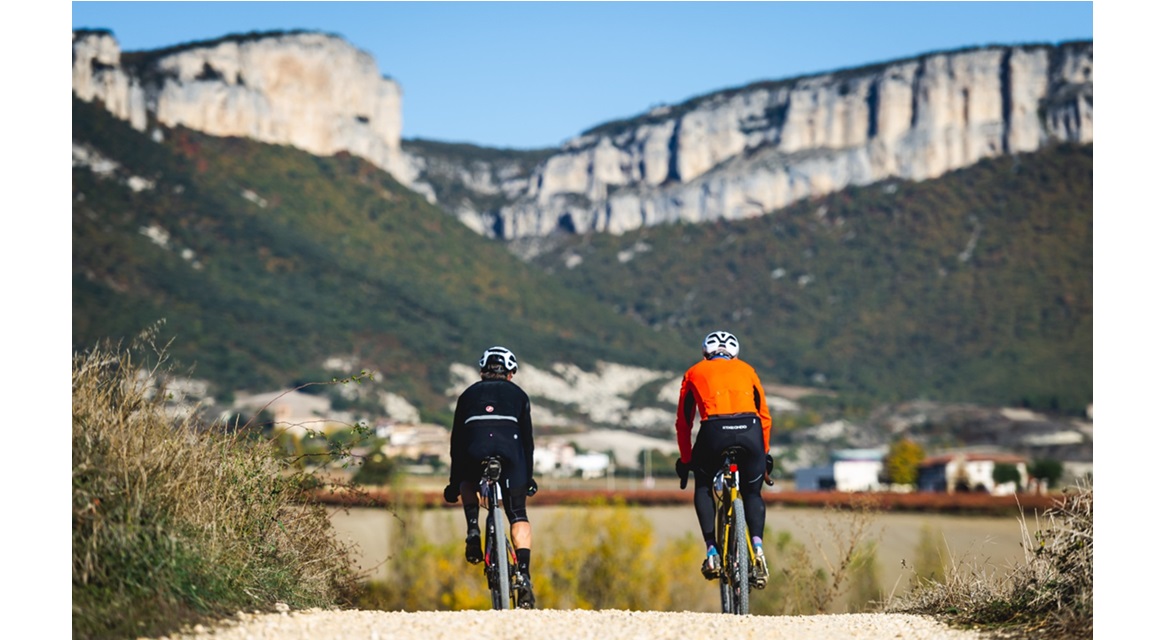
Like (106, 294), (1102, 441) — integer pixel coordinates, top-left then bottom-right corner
(448, 396), (466, 487)
(751, 373), (772, 453)
(520, 396), (534, 478)
(675, 376), (697, 463)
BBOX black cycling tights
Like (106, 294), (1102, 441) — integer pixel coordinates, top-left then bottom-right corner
(694, 473), (765, 548)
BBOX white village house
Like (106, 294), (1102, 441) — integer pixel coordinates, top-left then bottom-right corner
(917, 451), (1029, 495)
(792, 447), (1033, 495)
(793, 448), (887, 492)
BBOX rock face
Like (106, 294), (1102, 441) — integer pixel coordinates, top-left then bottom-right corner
(482, 42), (1092, 240)
(71, 29), (414, 184)
(73, 31), (1092, 242)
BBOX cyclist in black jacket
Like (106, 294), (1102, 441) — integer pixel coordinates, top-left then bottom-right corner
(443, 346), (537, 607)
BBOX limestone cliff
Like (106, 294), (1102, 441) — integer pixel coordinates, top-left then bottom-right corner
(71, 29), (415, 185)
(479, 42), (1092, 242)
(73, 31), (1091, 243)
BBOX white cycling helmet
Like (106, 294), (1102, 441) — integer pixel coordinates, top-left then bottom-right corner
(479, 346), (518, 373)
(702, 331), (740, 359)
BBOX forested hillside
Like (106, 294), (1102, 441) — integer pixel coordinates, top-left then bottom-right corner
(73, 93), (1091, 418)
(526, 144), (1093, 412)
(72, 97), (684, 423)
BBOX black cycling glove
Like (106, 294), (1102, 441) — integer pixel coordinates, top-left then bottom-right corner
(675, 458), (690, 490)
(526, 478), (538, 497)
(443, 483), (460, 503)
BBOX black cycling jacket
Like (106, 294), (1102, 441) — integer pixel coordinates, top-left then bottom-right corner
(448, 378), (534, 488)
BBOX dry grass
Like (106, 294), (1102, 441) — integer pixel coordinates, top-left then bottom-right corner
(72, 336), (361, 640)
(886, 479), (1093, 638)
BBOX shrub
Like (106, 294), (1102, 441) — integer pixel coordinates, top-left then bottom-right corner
(763, 496), (882, 614)
(72, 338), (361, 640)
(355, 447), (398, 486)
(887, 478), (1093, 638)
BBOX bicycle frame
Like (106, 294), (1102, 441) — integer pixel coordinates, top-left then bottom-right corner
(477, 456), (525, 610)
(713, 447), (753, 615)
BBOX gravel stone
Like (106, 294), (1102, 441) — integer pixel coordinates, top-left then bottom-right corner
(158, 608), (988, 640)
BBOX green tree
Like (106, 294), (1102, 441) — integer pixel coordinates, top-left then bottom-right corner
(884, 438), (925, 486)
(356, 447), (397, 486)
(638, 449), (679, 476)
(1029, 458), (1064, 486)
(992, 462), (1022, 487)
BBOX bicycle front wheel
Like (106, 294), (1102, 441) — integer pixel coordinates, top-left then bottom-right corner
(489, 507), (512, 610)
(730, 496), (750, 614)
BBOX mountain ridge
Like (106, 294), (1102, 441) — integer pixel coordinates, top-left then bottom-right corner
(72, 30), (1092, 244)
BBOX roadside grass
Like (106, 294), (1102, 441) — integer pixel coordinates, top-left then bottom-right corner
(72, 339), (362, 640)
(885, 479), (1093, 638)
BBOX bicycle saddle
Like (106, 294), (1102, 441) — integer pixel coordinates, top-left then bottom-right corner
(481, 456), (504, 480)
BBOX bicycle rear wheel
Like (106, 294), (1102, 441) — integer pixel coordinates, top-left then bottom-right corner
(730, 496), (750, 614)
(488, 507), (512, 609)
(717, 500), (734, 613)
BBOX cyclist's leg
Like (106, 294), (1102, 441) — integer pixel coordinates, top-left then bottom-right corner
(460, 479), (483, 564)
(506, 494), (532, 567)
(692, 469), (717, 547)
(693, 469), (723, 581)
(742, 474), (765, 542)
(503, 460), (533, 569)
(690, 434), (722, 540)
(457, 450), (482, 554)
(505, 493), (535, 607)
(729, 420), (767, 542)
(737, 448), (770, 587)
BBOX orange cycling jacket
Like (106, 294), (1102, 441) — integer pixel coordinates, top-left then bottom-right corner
(675, 357), (772, 464)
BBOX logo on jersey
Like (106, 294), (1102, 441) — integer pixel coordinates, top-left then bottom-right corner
(485, 405), (494, 412)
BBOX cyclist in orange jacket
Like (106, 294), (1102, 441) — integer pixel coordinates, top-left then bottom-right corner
(674, 330), (773, 588)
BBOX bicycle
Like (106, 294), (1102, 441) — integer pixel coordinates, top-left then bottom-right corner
(711, 446), (772, 614)
(476, 456), (532, 610)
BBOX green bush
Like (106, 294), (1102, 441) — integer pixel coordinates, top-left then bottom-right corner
(355, 447), (398, 486)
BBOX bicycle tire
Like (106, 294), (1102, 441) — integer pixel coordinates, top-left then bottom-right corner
(717, 496), (734, 614)
(731, 496), (750, 615)
(507, 537), (523, 609)
(490, 503), (512, 609)
(484, 514), (500, 609)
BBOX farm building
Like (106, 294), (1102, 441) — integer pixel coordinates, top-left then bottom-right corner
(917, 451), (1029, 495)
(793, 448), (886, 492)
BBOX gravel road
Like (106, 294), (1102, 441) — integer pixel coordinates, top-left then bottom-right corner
(162, 607), (988, 640)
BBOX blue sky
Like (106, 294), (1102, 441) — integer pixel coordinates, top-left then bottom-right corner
(71, 1), (1093, 150)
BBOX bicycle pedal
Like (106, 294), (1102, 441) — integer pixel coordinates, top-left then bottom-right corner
(752, 561), (769, 589)
(700, 555), (720, 580)
(516, 578), (536, 609)
(465, 533), (483, 565)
